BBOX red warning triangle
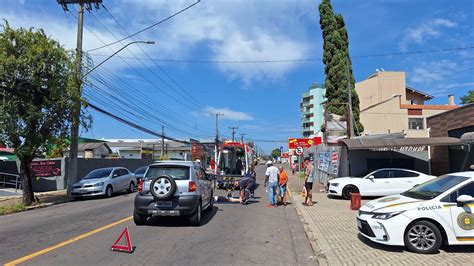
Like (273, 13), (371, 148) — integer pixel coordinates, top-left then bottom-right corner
(111, 227), (133, 253)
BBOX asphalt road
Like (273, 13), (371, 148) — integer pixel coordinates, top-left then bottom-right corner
(1, 165), (316, 265)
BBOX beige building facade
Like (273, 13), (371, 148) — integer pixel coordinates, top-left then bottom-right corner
(355, 71), (457, 137)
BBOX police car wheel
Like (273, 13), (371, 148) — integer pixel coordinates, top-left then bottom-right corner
(404, 220), (442, 254)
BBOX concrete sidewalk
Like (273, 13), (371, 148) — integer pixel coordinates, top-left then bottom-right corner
(286, 169), (474, 265)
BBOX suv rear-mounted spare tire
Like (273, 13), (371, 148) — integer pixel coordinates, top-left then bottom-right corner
(150, 175), (177, 200)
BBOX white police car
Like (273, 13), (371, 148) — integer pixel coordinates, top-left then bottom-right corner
(357, 171), (474, 254)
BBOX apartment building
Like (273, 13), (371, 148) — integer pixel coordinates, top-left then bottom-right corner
(355, 71), (457, 137)
(300, 82), (326, 138)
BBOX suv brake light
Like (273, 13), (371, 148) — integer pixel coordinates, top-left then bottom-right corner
(138, 180), (144, 192)
(188, 181), (197, 192)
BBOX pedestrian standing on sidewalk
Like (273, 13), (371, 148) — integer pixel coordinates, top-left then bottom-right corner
(278, 166), (288, 206)
(303, 157), (315, 206)
(264, 160), (279, 208)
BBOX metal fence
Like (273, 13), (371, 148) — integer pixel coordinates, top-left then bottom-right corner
(0, 172), (21, 193)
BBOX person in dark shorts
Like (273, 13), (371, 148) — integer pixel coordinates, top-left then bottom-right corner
(303, 157), (315, 206)
(231, 177), (255, 204)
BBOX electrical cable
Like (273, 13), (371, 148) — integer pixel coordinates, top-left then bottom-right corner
(101, 4), (207, 109)
(87, 0), (201, 52)
(89, 46), (474, 64)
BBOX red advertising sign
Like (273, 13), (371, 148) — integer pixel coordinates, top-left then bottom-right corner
(30, 160), (62, 178)
(288, 137), (322, 149)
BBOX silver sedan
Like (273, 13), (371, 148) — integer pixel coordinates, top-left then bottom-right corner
(72, 167), (137, 198)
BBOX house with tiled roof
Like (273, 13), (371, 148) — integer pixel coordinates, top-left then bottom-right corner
(355, 71), (457, 138)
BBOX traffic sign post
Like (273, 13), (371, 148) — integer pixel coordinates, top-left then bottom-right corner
(295, 146), (303, 156)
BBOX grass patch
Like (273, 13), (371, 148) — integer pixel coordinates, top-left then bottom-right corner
(0, 203), (27, 215)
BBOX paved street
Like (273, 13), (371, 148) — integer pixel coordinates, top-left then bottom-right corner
(1, 165), (316, 265)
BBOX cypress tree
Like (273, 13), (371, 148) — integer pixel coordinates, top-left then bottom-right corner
(319, 0), (363, 133)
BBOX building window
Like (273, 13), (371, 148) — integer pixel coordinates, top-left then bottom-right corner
(408, 118), (424, 130)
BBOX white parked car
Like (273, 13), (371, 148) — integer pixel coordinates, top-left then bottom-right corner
(328, 168), (435, 199)
(357, 172), (474, 253)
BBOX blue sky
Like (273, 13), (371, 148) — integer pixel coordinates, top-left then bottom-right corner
(2, 0), (473, 153)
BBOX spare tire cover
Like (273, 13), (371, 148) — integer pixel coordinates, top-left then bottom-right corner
(150, 175), (177, 200)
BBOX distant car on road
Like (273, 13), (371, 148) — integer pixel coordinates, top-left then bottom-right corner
(72, 167), (137, 199)
(133, 161), (213, 226)
(328, 168), (436, 199)
(357, 172), (474, 254)
(134, 166), (147, 183)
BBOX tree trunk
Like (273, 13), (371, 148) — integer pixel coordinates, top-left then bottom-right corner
(20, 158), (35, 206)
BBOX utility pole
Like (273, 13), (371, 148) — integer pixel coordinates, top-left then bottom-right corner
(347, 65), (354, 138)
(161, 125), (165, 158)
(229, 127), (238, 142)
(239, 133), (246, 143)
(58, 0), (102, 195)
(214, 113), (224, 171)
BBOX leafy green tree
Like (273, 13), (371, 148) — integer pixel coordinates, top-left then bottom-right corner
(271, 148), (281, 159)
(319, 0), (363, 133)
(460, 90), (474, 104)
(0, 22), (90, 205)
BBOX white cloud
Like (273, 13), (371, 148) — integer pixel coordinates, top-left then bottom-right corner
(400, 18), (457, 50)
(204, 106), (254, 121)
(1, 1), (315, 84)
(410, 59), (458, 84)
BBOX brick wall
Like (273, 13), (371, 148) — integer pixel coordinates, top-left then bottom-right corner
(427, 104), (474, 175)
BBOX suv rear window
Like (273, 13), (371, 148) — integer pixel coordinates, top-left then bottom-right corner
(145, 166), (190, 180)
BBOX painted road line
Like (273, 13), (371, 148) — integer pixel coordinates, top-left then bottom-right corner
(4, 216), (133, 266)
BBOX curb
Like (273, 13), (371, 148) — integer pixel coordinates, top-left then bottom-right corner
(1, 198), (72, 216)
(288, 187), (341, 266)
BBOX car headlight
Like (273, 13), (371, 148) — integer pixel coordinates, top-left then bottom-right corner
(330, 183), (339, 187)
(372, 211), (404, 220)
(93, 182), (104, 187)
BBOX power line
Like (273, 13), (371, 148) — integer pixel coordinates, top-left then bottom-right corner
(89, 46), (474, 64)
(84, 10), (204, 111)
(100, 4), (207, 109)
(87, 102), (191, 144)
(87, 0), (201, 52)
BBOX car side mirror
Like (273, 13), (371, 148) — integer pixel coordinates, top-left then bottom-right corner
(113, 173), (119, 178)
(367, 175), (374, 180)
(457, 195), (474, 206)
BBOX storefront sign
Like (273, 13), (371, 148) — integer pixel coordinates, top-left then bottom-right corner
(30, 160), (61, 179)
(370, 146), (426, 152)
(288, 137), (322, 149)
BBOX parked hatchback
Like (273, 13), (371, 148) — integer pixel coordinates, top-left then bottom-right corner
(72, 167), (137, 199)
(133, 161), (213, 226)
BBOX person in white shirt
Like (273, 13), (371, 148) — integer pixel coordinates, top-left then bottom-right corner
(264, 160), (279, 207)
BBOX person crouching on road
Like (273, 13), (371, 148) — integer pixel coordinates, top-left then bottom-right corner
(278, 166), (288, 206)
(236, 176), (255, 205)
(303, 157), (315, 206)
(246, 165), (257, 197)
(264, 160), (279, 208)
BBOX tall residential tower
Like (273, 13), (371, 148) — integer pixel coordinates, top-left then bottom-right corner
(300, 82), (326, 138)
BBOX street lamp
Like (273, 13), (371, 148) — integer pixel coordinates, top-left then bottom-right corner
(83, 40), (155, 77)
(66, 40), (154, 196)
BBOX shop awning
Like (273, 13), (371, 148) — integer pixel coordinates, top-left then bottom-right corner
(340, 137), (460, 150)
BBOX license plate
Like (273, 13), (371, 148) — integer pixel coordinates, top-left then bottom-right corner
(156, 201), (172, 207)
(357, 219), (362, 229)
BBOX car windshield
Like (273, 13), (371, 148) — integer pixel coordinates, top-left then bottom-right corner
(145, 166), (190, 180)
(83, 169), (113, 179)
(134, 167), (147, 175)
(401, 175), (469, 200)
